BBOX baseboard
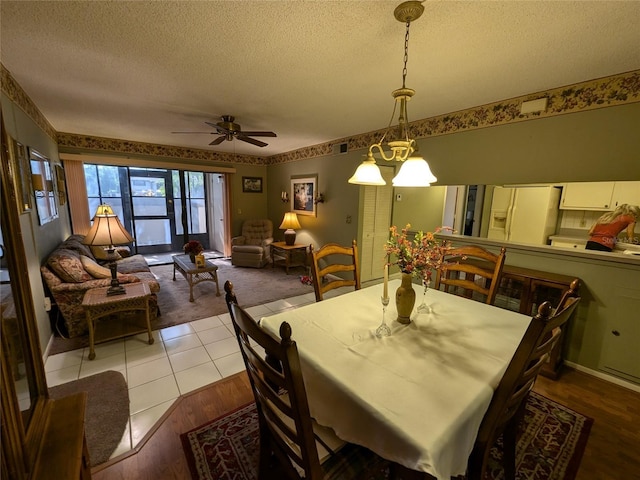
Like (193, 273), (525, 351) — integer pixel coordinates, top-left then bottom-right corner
(42, 334), (54, 361)
(565, 361), (640, 393)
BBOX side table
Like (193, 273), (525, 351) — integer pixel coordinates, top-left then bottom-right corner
(173, 254), (221, 302)
(271, 242), (308, 274)
(82, 282), (153, 360)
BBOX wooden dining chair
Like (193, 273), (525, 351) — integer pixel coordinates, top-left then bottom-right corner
(309, 240), (361, 302)
(466, 281), (581, 480)
(224, 280), (388, 480)
(433, 245), (506, 305)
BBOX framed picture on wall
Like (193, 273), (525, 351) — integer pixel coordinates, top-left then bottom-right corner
(291, 175), (317, 217)
(242, 176), (263, 193)
(55, 164), (67, 205)
(7, 137), (32, 213)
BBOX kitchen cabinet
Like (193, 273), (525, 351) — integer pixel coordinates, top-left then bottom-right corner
(560, 181), (640, 211)
(611, 181), (640, 208)
(550, 239), (586, 249)
(560, 182), (615, 210)
(600, 286), (640, 382)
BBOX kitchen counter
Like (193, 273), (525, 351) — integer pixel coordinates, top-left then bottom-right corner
(549, 229), (640, 256)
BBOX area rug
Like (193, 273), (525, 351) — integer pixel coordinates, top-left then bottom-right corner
(49, 259), (314, 354)
(181, 391), (593, 480)
(49, 370), (129, 466)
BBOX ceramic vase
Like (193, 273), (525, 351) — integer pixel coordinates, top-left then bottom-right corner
(395, 272), (416, 324)
(189, 253), (196, 263)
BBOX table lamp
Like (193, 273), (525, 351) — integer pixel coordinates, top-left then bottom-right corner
(83, 204), (134, 296)
(280, 212), (301, 246)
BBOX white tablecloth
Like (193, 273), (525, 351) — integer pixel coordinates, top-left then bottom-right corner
(260, 279), (531, 479)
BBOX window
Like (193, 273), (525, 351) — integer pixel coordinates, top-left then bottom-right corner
(84, 164), (125, 223)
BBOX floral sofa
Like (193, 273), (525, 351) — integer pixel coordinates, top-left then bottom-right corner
(40, 234), (160, 338)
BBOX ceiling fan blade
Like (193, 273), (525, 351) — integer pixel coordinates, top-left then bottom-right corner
(171, 131), (217, 134)
(237, 135), (268, 147)
(204, 121), (230, 134)
(241, 131), (277, 137)
(209, 136), (226, 146)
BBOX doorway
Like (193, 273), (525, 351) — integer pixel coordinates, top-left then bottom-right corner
(360, 166), (395, 282)
(129, 168), (175, 254)
(84, 164), (226, 256)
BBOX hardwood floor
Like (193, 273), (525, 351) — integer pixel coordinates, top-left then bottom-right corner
(92, 368), (640, 480)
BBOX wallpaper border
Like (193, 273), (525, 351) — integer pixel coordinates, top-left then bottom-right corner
(3, 63), (638, 167)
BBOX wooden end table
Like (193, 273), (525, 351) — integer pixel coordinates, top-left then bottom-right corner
(271, 242), (308, 274)
(82, 282), (153, 360)
(173, 254), (221, 302)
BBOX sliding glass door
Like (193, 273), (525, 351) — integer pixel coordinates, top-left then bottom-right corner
(129, 168), (176, 254)
(84, 165), (215, 254)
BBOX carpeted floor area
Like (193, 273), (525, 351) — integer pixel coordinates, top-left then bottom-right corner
(49, 370), (129, 466)
(49, 259), (314, 355)
(181, 391), (593, 480)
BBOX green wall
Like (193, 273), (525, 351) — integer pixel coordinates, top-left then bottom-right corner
(2, 92), (71, 352)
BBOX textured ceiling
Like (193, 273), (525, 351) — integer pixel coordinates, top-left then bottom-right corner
(2, 1), (640, 157)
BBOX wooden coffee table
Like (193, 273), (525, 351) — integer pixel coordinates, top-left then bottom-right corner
(82, 282), (153, 360)
(173, 254), (221, 302)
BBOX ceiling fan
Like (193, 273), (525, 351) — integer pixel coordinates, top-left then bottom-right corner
(172, 115), (277, 147)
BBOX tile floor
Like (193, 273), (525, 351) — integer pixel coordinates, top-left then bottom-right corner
(44, 289), (328, 460)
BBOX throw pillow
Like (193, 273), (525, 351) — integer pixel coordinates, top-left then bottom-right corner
(47, 249), (93, 283)
(80, 255), (112, 279)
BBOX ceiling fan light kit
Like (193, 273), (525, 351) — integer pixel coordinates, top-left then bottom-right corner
(173, 115), (276, 148)
(349, 0), (438, 188)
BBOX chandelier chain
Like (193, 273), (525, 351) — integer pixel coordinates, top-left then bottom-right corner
(402, 21), (410, 88)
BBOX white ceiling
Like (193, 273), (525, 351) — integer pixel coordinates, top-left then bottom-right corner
(2, 1), (639, 157)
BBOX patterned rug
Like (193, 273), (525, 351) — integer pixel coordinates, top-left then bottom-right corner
(181, 391), (592, 480)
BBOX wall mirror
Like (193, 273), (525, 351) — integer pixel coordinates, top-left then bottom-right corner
(442, 181), (640, 247)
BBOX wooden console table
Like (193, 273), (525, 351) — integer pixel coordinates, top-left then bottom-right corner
(82, 282), (153, 360)
(271, 242), (308, 274)
(173, 254), (221, 302)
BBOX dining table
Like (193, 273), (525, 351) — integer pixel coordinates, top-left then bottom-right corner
(259, 278), (532, 480)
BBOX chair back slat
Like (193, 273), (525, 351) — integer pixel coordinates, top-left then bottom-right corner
(467, 280), (580, 480)
(434, 245), (506, 305)
(224, 281), (325, 479)
(310, 240), (361, 302)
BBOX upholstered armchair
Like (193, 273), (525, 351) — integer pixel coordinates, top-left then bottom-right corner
(231, 219), (274, 268)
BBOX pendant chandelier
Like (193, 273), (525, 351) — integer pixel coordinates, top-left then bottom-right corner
(348, 1), (437, 187)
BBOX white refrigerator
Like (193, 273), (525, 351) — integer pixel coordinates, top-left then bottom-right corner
(487, 186), (561, 245)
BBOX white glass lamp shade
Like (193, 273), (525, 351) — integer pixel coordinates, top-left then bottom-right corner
(392, 155), (437, 187)
(348, 155), (386, 186)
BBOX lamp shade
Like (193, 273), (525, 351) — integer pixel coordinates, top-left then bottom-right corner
(280, 212), (301, 246)
(392, 155), (437, 187)
(31, 174), (44, 191)
(93, 204), (115, 216)
(348, 155), (386, 186)
(83, 205), (133, 247)
(279, 212), (301, 230)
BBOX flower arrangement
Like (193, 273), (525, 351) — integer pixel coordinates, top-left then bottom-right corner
(384, 224), (452, 285)
(183, 240), (204, 255)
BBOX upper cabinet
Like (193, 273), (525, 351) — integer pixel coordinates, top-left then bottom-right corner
(560, 181), (640, 211)
(610, 181), (640, 208)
